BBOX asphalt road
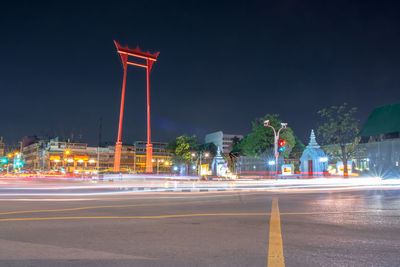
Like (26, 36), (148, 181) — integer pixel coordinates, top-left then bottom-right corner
(0, 189), (399, 266)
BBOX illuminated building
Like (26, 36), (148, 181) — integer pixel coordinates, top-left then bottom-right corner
(22, 137), (134, 173)
(205, 131), (243, 153)
(356, 102), (400, 177)
(21, 137), (171, 174)
(0, 137), (4, 157)
(133, 141), (171, 173)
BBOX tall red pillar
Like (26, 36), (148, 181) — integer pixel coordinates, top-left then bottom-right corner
(114, 53), (128, 173)
(145, 59), (153, 173)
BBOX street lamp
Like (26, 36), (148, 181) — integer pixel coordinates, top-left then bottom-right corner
(63, 149), (72, 172)
(193, 151), (210, 177)
(6, 153), (13, 174)
(264, 120), (288, 174)
(152, 158), (165, 174)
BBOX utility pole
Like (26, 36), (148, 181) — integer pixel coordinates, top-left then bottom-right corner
(97, 117), (102, 174)
(193, 151), (209, 177)
(264, 120), (288, 174)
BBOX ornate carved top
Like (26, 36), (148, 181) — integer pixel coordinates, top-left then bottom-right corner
(114, 40), (160, 61)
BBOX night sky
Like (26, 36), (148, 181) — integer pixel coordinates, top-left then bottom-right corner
(1, 1), (400, 146)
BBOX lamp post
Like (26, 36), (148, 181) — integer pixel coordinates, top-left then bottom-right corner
(152, 158), (164, 174)
(200, 152), (210, 176)
(192, 151), (209, 177)
(264, 120), (287, 174)
(7, 153), (12, 174)
(63, 149), (72, 173)
(97, 147), (100, 174)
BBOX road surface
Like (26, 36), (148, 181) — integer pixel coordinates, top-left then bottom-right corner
(0, 187), (399, 266)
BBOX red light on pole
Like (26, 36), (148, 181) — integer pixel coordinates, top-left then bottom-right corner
(278, 139), (286, 152)
(113, 41), (159, 173)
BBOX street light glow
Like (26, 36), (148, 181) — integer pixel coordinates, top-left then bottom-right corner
(319, 157), (328, 162)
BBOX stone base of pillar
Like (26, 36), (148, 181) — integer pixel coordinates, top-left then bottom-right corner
(146, 143), (153, 173)
(114, 141), (122, 172)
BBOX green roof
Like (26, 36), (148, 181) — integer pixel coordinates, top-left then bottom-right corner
(359, 102), (400, 136)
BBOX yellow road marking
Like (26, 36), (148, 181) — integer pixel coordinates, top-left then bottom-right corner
(268, 197), (285, 267)
(1, 197), (397, 218)
(0, 204), (147, 216)
(0, 213), (268, 222)
(0, 199), (239, 216)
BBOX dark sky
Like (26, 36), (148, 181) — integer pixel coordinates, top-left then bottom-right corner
(1, 0), (400, 146)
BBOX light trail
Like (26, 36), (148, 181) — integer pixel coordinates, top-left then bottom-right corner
(0, 177), (399, 196)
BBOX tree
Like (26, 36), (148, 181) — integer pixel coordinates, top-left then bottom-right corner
(230, 136), (241, 152)
(317, 103), (360, 176)
(166, 134), (200, 171)
(289, 135), (306, 159)
(199, 142), (218, 157)
(238, 114), (295, 158)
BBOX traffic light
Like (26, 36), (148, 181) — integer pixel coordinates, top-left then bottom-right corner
(278, 139), (286, 152)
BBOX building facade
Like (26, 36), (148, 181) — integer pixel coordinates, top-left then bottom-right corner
(21, 137), (172, 174)
(0, 137), (4, 157)
(134, 141), (171, 173)
(205, 131), (243, 154)
(356, 102), (400, 177)
(22, 138), (123, 173)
